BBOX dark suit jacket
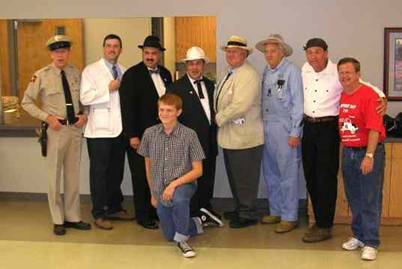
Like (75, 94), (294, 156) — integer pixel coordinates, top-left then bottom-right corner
(167, 74), (218, 157)
(120, 62), (172, 139)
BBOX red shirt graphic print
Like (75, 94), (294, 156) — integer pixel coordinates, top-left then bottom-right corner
(338, 84), (386, 147)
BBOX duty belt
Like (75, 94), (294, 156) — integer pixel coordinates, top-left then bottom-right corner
(58, 118), (78, 125)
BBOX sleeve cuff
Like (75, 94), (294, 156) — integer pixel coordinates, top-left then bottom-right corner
(215, 113), (223, 127)
(290, 128), (302, 138)
(38, 112), (50, 122)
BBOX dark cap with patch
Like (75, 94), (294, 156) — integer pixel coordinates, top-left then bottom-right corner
(46, 35), (72, 51)
(303, 38), (328, 51)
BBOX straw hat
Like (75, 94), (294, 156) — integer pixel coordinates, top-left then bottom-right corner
(255, 34), (293, 56)
(221, 35), (253, 54)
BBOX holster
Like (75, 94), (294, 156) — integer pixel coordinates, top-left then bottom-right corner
(38, 121), (48, 157)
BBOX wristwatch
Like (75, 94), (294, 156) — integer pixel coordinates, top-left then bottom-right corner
(365, 152), (374, 159)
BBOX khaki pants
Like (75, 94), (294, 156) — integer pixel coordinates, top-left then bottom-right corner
(46, 126), (82, 224)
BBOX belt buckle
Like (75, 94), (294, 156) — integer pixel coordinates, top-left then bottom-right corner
(304, 114), (317, 123)
(308, 116), (318, 123)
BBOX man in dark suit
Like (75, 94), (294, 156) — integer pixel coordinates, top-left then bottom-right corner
(167, 46), (223, 227)
(120, 35), (172, 229)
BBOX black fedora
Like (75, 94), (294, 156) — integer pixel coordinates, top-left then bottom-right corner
(138, 35), (166, 51)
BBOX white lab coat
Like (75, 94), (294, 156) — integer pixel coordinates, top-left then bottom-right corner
(80, 58), (126, 138)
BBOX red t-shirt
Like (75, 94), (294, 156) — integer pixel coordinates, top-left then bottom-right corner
(339, 84), (386, 147)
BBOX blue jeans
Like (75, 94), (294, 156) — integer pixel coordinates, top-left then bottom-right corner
(157, 183), (203, 242)
(342, 144), (385, 248)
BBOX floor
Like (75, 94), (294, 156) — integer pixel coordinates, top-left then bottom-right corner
(1, 194), (402, 269)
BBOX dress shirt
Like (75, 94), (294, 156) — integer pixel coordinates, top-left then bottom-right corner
(188, 75), (211, 124)
(215, 68), (235, 112)
(148, 67), (166, 97)
(302, 59), (341, 118)
(302, 59), (385, 118)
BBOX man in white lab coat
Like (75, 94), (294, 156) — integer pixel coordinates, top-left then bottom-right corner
(81, 34), (132, 230)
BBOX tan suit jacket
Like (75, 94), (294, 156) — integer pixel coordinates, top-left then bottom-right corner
(214, 61), (264, 150)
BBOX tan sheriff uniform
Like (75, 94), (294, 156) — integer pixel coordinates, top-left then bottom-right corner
(21, 63), (83, 225)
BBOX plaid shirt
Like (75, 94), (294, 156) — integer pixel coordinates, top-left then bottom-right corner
(138, 122), (205, 206)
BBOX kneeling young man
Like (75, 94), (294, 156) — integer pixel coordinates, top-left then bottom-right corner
(138, 93), (205, 258)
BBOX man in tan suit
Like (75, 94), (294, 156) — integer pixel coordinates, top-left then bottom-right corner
(214, 35), (263, 228)
(21, 35), (91, 236)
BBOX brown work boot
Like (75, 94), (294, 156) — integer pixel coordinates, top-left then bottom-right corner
(304, 224), (318, 237)
(106, 210), (134, 221)
(275, 221), (298, 233)
(260, 215), (281, 224)
(95, 218), (113, 230)
(302, 227), (332, 242)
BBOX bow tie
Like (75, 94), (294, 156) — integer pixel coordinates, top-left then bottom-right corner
(149, 69), (159, 75)
(193, 78), (204, 84)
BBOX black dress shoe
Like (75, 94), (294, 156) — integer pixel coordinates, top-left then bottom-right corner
(53, 224), (66, 236)
(137, 219), (158, 229)
(64, 221), (92, 230)
(229, 217), (257, 229)
(223, 210), (238, 220)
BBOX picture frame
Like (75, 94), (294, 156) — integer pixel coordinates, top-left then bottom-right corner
(384, 27), (402, 101)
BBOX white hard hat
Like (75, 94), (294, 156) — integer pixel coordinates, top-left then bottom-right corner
(182, 46), (209, 63)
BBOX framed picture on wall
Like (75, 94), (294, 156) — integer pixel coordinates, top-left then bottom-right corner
(384, 27), (402, 101)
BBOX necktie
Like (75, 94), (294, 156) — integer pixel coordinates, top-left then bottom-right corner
(60, 70), (76, 124)
(112, 65), (118, 79)
(215, 70), (233, 111)
(194, 79), (205, 99)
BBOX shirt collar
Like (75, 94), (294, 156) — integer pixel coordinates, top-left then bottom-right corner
(50, 64), (67, 75)
(103, 58), (117, 69)
(267, 57), (288, 72)
(227, 66), (238, 75)
(157, 122), (182, 137)
(227, 60), (247, 74)
(303, 59), (336, 75)
(187, 74), (204, 84)
(147, 66), (159, 72)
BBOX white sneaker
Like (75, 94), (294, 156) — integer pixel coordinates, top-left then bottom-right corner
(361, 246), (378, 261)
(342, 237), (364, 250)
(177, 241), (196, 258)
